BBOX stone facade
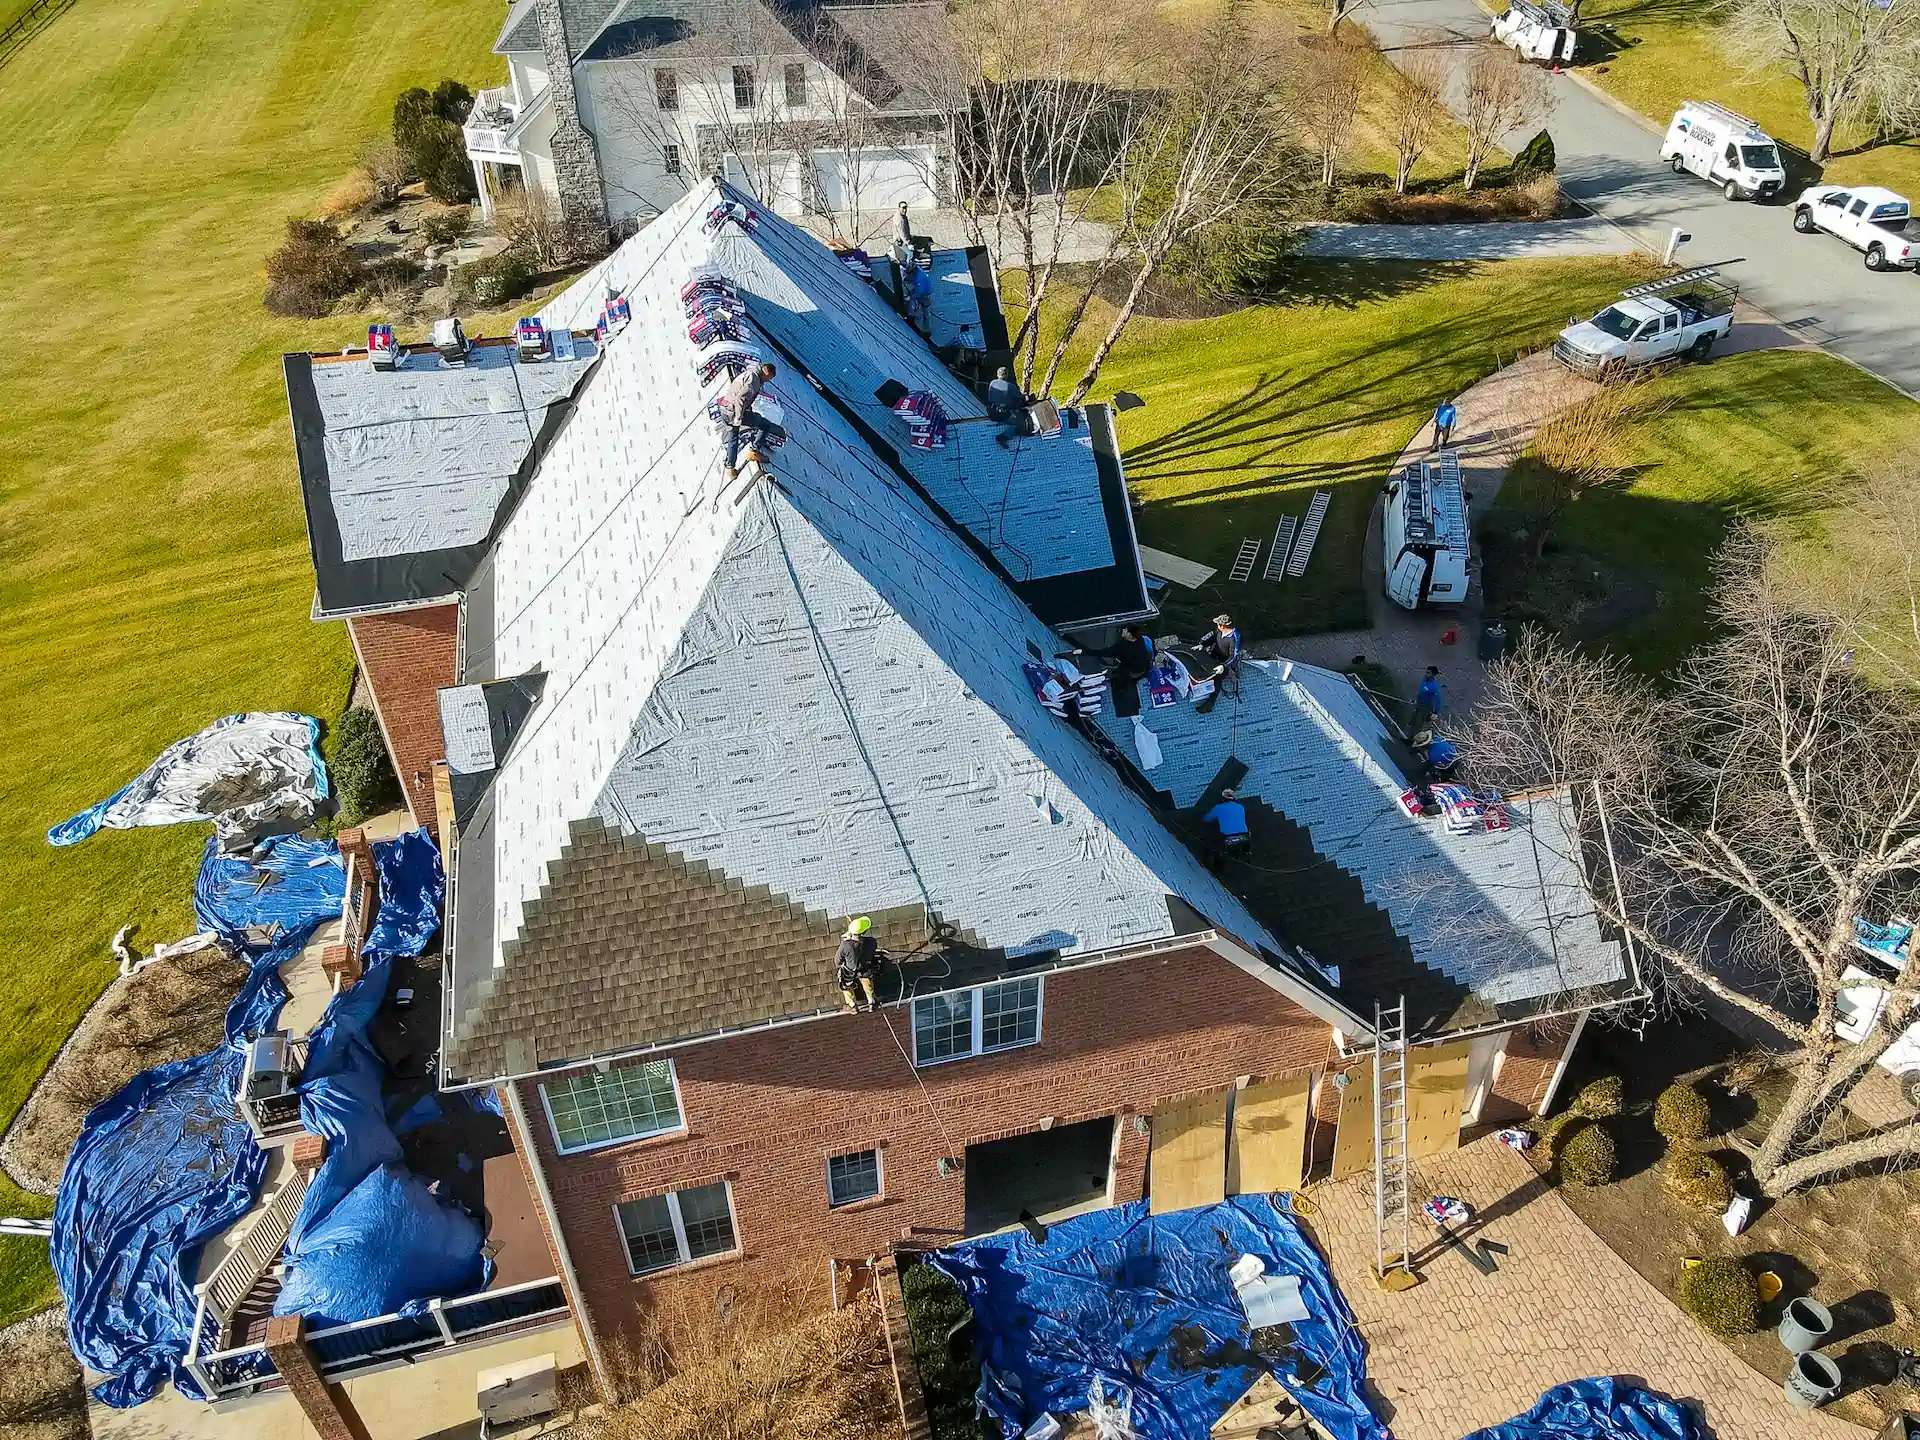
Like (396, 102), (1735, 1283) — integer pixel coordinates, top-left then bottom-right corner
(533, 0), (609, 227)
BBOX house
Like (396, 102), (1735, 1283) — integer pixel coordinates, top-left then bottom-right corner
(462, 0), (961, 233)
(282, 178), (1642, 1408)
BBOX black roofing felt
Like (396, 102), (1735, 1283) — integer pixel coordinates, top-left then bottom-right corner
(284, 352), (594, 618)
(1011, 406), (1153, 629)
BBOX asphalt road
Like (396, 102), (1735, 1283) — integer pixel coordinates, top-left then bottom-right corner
(1355, 0), (1920, 398)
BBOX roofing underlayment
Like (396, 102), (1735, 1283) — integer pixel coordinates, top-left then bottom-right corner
(441, 181), (1280, 1082)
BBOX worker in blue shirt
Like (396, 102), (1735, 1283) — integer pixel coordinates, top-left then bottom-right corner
(1203, 787), (1251, 869)
(1413, 665), (1442, 731)
(1432, 398), (1458, 450)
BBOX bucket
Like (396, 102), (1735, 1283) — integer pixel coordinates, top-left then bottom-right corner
(1784, 1350), (1841, 1408)
(1778, 1297), (1835, 1353)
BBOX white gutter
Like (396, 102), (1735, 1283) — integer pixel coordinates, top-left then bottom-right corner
(505, 1083), (615, 1399)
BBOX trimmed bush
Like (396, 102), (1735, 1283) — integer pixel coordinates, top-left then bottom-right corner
(461, 252), (535, 307)
(1511, 127), (1557, 182)
(1557, 1121), (1617, 1186)
(420, 207), (473, 248)
(899, 1261), (990, 1440)
(264, 218), (363, 318)
(1571, 1074), (1624, 1119)
(1679, 1256), (1759, 1337)
(1654, 1082), (1712, 1143)
(329, 705), (400, 827)
(1663, 1146), (1734, 1213)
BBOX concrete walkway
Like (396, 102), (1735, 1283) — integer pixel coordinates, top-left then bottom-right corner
(1297, 216), (1639, 260)
(1307, 1136), (1869, 1439)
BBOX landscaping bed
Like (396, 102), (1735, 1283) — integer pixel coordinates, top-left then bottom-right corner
(1540, 1012), (1920, 1430)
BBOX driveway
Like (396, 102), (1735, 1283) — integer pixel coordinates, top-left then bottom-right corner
(1351, 0), (1920, 397)
(1297, 216), (1638, 259)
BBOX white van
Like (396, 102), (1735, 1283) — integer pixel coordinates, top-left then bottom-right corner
(1382, 451), (1469, 610)
(1660, 102), (1787, 201)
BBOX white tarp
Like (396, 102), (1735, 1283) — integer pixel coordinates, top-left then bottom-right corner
(48, 713), (330, 853)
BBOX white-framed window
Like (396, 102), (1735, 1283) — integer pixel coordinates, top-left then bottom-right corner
(784, 62), (807, 107)
(614, 1181), (739, 1275)
(911, 978), (1043, 1066)
(540, 1059), (683, 1154)
(655, 67), (677, 110)
(826, 1148), (883, 1207)
(663, 143), (682, 176)
(732, 65), (755, 109)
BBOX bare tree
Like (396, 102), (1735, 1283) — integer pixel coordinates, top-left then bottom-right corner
(1461, 43), (1554, 189)
(1294, 33), (1372, 189)
(1058, 8), (1300, 404)
(1790, 459), (1920, 685)
(1726, 0), (1920, 162)
(1386, 39), (1450, 194)
(1464, 535), (1920, 1198)
(1515, 370), (1671, 568)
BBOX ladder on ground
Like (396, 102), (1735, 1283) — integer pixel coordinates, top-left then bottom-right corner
(1264, 517), (1297, 582)
(1373, 997), (1412, 1283)
(1286, 490), (1332, 577)
(1227, 537), (1262, 583)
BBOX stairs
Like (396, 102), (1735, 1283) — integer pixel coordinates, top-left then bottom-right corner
(1212, 796), (1472, 1034)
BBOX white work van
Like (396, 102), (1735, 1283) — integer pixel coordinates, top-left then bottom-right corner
(1552, 268), (1737, 376)
(1660, 102), (1787, 201)
(1490, 0), (1578, 62)
(1382, 451), (1469, 611)
(1836, 919), (1920, 1108)
(1792, 185), (1919, 272)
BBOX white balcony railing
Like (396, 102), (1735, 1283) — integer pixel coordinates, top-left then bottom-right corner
(464, 87), (523, 162)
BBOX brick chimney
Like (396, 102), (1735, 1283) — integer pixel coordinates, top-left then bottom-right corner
(533, 0), (609, 230)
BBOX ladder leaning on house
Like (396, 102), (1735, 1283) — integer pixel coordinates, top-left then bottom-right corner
(1373, 998), (1413, 1286)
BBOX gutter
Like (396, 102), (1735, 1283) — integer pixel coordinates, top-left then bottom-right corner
(505, 1083), (616, 1400)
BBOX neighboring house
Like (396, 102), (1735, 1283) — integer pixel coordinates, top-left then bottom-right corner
(283, 178), (1643, 1403)
(462, 0), (960, 232)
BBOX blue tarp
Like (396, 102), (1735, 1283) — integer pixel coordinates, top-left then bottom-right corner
(194, 833), (345, 940)
(273, 830), (486, 1330)
(929, 1196), (1385, 1440)
(1463, 1380), (1705, 1440)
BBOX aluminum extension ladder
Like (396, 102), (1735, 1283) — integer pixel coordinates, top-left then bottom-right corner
(1373, 998), (1413, 1283)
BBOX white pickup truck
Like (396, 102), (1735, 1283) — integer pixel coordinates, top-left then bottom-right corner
(1491, 0), (1578, 62)
(1837, 919), (1920, 1108)
(1792, 185), (1919, 272)
(1551, 268), (1737, 376)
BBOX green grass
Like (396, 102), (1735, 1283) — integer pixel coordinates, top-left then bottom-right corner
(1570, 0), (1920, 194)
(1492, 350), (1920, 676)
(1012, 255), (1655, 637)
(0, 0), (505, 1325)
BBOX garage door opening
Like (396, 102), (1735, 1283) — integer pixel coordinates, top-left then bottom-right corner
(963, 1117), (1115, 1236)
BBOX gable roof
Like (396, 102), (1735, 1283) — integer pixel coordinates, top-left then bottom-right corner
(442, 180), (1317, 1082)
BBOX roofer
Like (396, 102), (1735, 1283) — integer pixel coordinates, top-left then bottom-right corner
(718, 362), (777, 480)
(1084, 626), (1156, 718)
(1193, 614), (1241, 714)
(1412, 665), (1443, 732)
(837, 915), (881, 1012)
(1203, 787), (1251, 869)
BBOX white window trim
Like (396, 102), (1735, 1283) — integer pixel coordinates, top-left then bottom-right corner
(911, 977), (1045, 1067)
(615, 1182), (741, 1277)
(539, 1059), (687, 1156)
(826, 1147), (885, 1208)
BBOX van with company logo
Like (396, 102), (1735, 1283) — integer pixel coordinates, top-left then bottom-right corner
(1660, 101), (1788, 202)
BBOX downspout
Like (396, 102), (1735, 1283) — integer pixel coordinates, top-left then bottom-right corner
(505, 1083), (616, 1399)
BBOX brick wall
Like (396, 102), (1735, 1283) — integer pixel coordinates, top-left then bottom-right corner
(1481, 1015), (1580, 1125)
(515, 944), (1333, 1349)
(346, 605), (458, 827)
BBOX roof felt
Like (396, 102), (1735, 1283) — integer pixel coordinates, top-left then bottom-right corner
(1090, 659), (1632, 1029)
(444, 181), (1311, 1081)
(285, 338), (599, 617)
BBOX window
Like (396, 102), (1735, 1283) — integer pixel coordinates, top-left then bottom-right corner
(615, 1182), (738, 1275)
(912, 978), (1043, 1065)
(1851, 199), (1869, 217)
(663, 143), (682, 176)
(827, 1148), (882, 1207)
(784, 62), (807, 106)
(1661, 313), (1677, 333)
(541, 1059), (682, 1154)
(733, 64), (755, 109)
(655, 67), (677, 110)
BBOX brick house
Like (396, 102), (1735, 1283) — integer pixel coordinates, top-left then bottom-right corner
(286, 178), (1642, 1398)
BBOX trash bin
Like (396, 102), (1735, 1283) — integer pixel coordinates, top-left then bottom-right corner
(1785, 1350), (1842, 1408)
(1779, 1297), (1834, 1353)
(1478, 622), (1508, 663)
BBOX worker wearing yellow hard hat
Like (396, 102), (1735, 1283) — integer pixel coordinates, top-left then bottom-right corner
(837, 916), (879, 1012)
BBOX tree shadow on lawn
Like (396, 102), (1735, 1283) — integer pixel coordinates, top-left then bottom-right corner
(1259, 258), (1478, 311)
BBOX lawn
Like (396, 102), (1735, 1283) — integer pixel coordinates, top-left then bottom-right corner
(0, 0), (505, 1325)
(1013, 255), (1655, 638)
(1490, 349), (1920, 676)
(1570, 0), (1920, 195)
